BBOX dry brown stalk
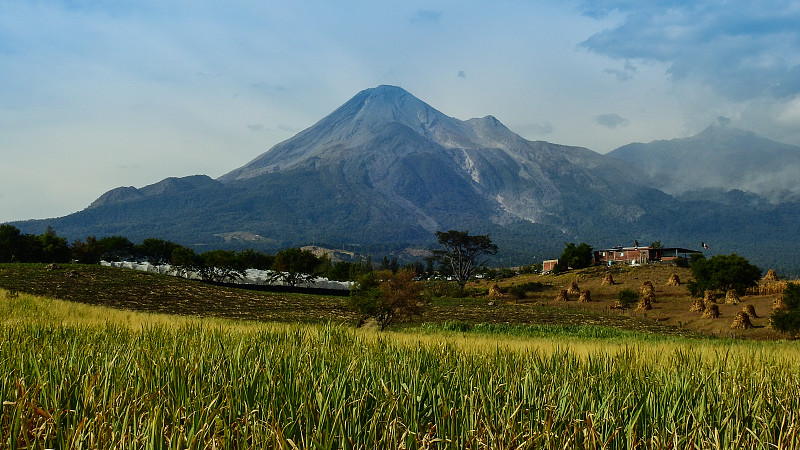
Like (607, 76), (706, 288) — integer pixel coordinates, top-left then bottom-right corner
(702, 303), (720, 318)
(764, 269), (778, 281)
(704, 290), (717, 304)
(637, 293), (653, 311)
(567, 280), (581, 295)
(579, 290), (591, 302)
(689, 297), (705, 312)
(641, 281), (655, 297)
(725, 289), (740, 305)
(730, 311), (753, 329)
(601, 273), (615, 286)
(667, 273), (681, 286)
(743, 304), (758, 318)
(556, 289), (569, 302)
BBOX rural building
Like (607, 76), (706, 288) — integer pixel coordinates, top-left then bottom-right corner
(542, 259), (564, 273)
(593, 246), (700, 266)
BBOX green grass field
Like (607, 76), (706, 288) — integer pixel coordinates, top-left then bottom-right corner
(2, 282), (800, 448)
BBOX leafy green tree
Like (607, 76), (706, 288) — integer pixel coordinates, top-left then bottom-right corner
(170, 246), (201, 277)
(268, 248), (321, 287)
(38, 233), (70, 263)
(137, 238), (182, 265)
(97, 236), (136, 261)
(560, 242), (594, 269)
(350, 269), (426, 330)
(71, 236), (104, 264)
(200, 249), (248, 282)
(687, 253), (761, 296)
(0, 225), (22, 262)
(771, 283), (800, 335)
(236, 249), (274, 271)
(433, 230), (498, 288)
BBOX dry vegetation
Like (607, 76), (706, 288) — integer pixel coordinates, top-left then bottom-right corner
(469, 264), (792, 340)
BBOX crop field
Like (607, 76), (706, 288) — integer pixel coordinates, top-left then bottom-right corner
(2, 285), (800, 448)
(2, 263), (800, 448)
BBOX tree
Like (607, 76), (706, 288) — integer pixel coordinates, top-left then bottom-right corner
(433, 230), (498, 288)
(170, 246), (202, 278)
(687, 253), (761, 296)
(137, 238), (182, 264)
(97, 236), (136, 261)
(38, 233), (70, 263)
(71, 236), (104, 264)
(268, 248), (321, 287)
(200, 249), (247, 282)
(0, 225), (22, 262)
(350, 269), (426, 330)
(771, 283), (800, 335)
(560, 242), (594, 269)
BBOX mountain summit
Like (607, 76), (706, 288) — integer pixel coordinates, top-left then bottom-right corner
(18, 85), (800, 271)
(219, 85), (656, 231)
(220, 85), (523, 182)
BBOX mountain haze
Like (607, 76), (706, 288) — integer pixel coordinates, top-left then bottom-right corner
(609, 119), (800, 202)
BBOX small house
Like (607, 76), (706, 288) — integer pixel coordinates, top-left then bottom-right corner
(542, 259), (563, 273)
(593, 246), (699, 266)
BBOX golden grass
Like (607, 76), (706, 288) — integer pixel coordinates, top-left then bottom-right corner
(0, 288), (275, 333)
(6, 287), (800, 366)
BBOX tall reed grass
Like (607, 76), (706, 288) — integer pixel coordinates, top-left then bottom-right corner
(2, 318), (799, 449)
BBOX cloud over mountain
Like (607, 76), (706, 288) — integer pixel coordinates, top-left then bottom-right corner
(579, 0), (800, 100)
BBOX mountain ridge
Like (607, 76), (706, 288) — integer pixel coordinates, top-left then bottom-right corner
(9, 86), (800, 274)
(608, 119), (800, 201)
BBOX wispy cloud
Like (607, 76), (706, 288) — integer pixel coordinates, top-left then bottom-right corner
(595, 113), (629, 129)
(579, 0), (800, 100)
(409, 9), (442, 24)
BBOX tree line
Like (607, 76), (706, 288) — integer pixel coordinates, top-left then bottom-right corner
(0, 225), (375, 284)
(0, 225), (500, 286)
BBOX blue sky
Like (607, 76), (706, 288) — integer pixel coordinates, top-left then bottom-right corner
(2, 0), (800, 222)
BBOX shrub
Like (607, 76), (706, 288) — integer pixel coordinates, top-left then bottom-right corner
(771, 282), (800, 335)
(617, 288), (639, 309)
(687, 253), (761, 296)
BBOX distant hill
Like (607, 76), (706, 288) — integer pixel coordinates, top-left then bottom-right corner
(608, 119), (800, 202)
(10, 87), (800, 274)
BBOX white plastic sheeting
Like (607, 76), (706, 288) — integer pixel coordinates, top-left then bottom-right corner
(101, 261), (352, 290)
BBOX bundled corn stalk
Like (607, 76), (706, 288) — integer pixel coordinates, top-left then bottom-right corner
(764, 269), (779, 281)
(567, 280), (581, 295)
(488, 283), (503, 300)
(690, 297), (706, 312)
(743, 304), (758, 318)
(702, 303), (721, 318)
(637, 293), (653, 311)
(725, 289), (740, 305)
(579, 290), (591, 302)
(667, 273), (681, 286)
(556, 289), (569, 302)
(704, 290), (717, 304)
(751, 280), (787, 296)
(601, 273), (615, 286)
(641, 281), (655, 297)
(730, 311), (753, 330)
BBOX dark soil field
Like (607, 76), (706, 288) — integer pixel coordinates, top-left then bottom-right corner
(0, 263), (790, 339)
